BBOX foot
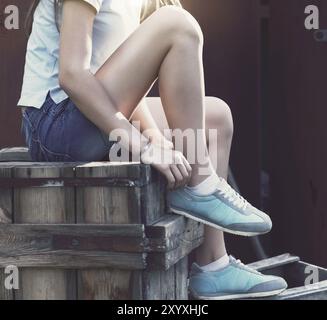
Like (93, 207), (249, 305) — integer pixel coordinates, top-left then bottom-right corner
(189, 256), (287, 300)
(167, 178), (272, 236)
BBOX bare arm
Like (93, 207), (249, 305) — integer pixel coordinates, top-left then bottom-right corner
(59, 0), (148, 154)
(59, 0), (191, 188)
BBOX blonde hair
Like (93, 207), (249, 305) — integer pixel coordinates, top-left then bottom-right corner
(26, 0), (182, 35)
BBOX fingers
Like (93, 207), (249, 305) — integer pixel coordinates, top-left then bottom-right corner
(177, 155), (192, 186)
(165, 169), (176, 190)
(177, 163), (191, 186)
(182, 157), (192, 175)
(166, 152), (193, 190)
(170, 164), (184, 189)
(163, 164), (191, 190)
(150, 147), (193, 190)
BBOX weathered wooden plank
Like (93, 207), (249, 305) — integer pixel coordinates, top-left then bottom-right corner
(0, 215), (202, 271)
(0, 176), (153, 189)
(130, 271), (143, 300)
(77, 271), (137, 299)
(0, 223), (145, 237)
(140, 168), (167, 225)
(76, 163), (145, 300)
(0, 161), (152, 188)
(142, 270), (162, 300)
(0, 167), (13, 223)
(175, 257), (189, 300)
(142, 258), (189, 300)
(247, 253), (300, 272)
(147, 218), (204, 270)
(255, 259), (327, 300)
(146, 215), (187, 252)
(146, 236), (181, 253)
(146, 214), (186, 239)
(0, 218), (203, 255)
(75, 163), (144, 224)
(76, 162), (152, 188)
(0, 224), (146, 254)
(0, 165), (14, 300)
(284, 261), (327, 284)
(0, 251), (146, 269)
(0, 161), (196, 300)
(146, 215), (203, 253)
(147, 237), (202, 271)
(159, 264), (176, 300)
(273, 280), (327, 300)
(13, 164), (77, 300)
(0, 147), (31, 162)
(0, 162), (81, 169)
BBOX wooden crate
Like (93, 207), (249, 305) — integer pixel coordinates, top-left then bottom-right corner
(0, 158), (204, 300)
(248, 254), (327, 300)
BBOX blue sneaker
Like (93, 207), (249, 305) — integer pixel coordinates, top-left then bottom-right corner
(168, 178), (272, 236)
(189, 256), (287, 300)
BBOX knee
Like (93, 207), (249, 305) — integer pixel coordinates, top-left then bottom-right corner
(206, 97), (234, 143)
(156, 6), (204, 44)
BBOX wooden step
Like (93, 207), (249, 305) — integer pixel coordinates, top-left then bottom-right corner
(0, 147), (31, 162)
(248, 254), (327, 300)
(0, 160), (204, 300)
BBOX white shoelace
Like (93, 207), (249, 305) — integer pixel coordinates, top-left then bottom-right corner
(216, 178), (248, 210)
(230, 256), (261, 275)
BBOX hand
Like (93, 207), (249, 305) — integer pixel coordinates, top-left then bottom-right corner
(150, 136), (174, 150)
(141, 142), (192, 190)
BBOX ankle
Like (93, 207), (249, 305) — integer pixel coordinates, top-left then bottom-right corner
(195, 251), (228, 267)
(187, 172), (219, 196)
(197, 253), (229, 272)
(189, 163), (217, 187)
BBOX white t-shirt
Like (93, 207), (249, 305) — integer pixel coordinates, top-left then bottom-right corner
(18, 0), (143, 108)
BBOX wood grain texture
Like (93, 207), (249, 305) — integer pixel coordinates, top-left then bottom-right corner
(0, 224), (147, 254)
(0, 215), (202, 270)
(13, 164), (76, 300)
(146, 214), (204, 254)
(142, 270), (161, 300)
(0, 147), (31, 162)
(175, 257), (188, 300)
(140, 168), (166, 225)
(0, 165), (14, 300)
(142, 257), (189, 300)
(0, 252), (146, 269)
(247, 253), (300, 272)
(75, 163), (144, 300)
(0, 162), (199, 300)
(147, 218), (204, 270)
(143, 217), (202, 299)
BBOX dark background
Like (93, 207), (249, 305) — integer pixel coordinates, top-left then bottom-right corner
(0, 0), (326, 266)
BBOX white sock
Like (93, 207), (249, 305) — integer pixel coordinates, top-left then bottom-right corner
(187, 172), (220, 196)
(200, 254), (230, 272)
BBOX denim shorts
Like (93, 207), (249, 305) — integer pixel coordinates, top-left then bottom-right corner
(21, 92), (116, 162)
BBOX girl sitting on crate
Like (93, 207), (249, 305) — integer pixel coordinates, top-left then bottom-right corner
(18, 0), (287, 300)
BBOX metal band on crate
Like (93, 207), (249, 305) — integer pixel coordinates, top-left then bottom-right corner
(0, 177), (147, 189)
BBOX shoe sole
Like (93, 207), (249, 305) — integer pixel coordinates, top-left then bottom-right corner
(190, 288), (286, 300)
(170, 207), (269, 237)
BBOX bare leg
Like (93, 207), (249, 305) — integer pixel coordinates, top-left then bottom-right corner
(140, 96), (234, 265)
(95, 7), (231, 265)
(196, 97), (233, 265)
(95, 6), (212, 184)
